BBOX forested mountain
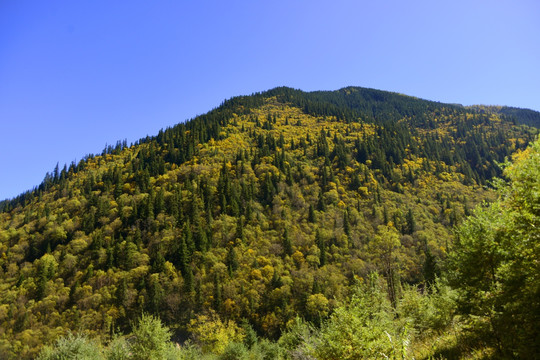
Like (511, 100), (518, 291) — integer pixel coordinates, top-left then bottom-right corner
(466, 104), (540, 128)
(0, 87), (538, 359)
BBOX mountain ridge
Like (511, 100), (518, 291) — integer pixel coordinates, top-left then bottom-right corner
(2, 86), (538, 207)
(0, 86), (538, 358)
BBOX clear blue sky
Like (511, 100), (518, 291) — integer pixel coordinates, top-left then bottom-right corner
(1, 0), (539, 200)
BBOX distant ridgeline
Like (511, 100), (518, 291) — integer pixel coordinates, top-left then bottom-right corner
(0, 86), (538, 358)
(2, 87), (538, 213)
(467, 104), (540, 128)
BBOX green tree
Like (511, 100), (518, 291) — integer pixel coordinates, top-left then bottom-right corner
(36, 333), (103, 360)
(130, 314), (174, 360)
(226, 246), (239, 274)
(282, 228), (292, 256)
(370, 225), (401, 306)
(308, 204), (316, 223)
(449, 138), (540, 358)
(312, 274), (406, 360)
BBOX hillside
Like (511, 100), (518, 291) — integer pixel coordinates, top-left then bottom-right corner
(0, 87), (538, 359)
(467, 104), (540, 128)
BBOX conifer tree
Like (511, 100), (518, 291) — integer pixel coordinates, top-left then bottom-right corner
(282, 228), (293, 256)
(308, 204), (316, 223)
(226, 246), (239, 274)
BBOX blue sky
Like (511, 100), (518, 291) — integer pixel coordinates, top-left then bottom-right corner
(1, 0), (539, 200)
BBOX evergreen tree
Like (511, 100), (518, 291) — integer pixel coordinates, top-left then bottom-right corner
(226, 246), (239, 274)
(282, 228), (293, 256)
(308, 204), (316, 223)
(316, 230), (326, 267)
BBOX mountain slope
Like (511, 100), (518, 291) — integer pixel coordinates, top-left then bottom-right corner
(0, 87), (538, 358)
(467, 104), (540, 128)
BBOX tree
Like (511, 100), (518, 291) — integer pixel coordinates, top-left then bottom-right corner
(305, 293), (329, 326)
(312, 273), (405, 360)
(282, 228), (292, 256)
(308, 204), (316, 223)
(130, 314), (174, 360)
(449, 138), (540, 358)
(226, 246), (239, 274)
(370, 225), (402, 306)
(36, 333), (103, 360)
(405, 208), (415, 235)
(316, 230), (326, 267)
(188, 310), (244, 355)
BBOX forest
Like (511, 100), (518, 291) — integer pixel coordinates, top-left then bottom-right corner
(0, 87), (538, 359)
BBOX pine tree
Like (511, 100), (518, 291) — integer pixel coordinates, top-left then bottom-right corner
(308, 204), (316, 223)
(183, 265), (194, 294)
(213, 274), (222, 311)
(343, 210), (351, 237)
(282, 228), (293, 256)
(316, 230), (326, 267)
(317, 189), (326, 211)
(226, 246), (239, 274)
(405, 208), (416, 234)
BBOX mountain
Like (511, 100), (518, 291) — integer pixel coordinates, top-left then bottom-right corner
(466, 104), (540, 128)
(0, 86), (538, 359)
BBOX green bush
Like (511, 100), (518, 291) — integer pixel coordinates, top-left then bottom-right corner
(218, 342), (248, 360)
(250, 338), (283, 360)
(312, 274), (407, 360)
(105, 336), (130, 360)
(36, 333), (103, 360)
(130, 314), (173, 360)
(398, 280), (456, 335)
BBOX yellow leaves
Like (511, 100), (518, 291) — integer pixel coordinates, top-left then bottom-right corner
(212, 262), (228, 277)
(65, 198), (82, 213)
(122, 183), (134, 194)
(358, 186), (369, 197)
(254, 163), (280, 178)
(250, 269), (263, 281)
(438, 172), (457, 182)
(130, 265), (150, 279)
(324, 189), (340, 205)
(403, 158), (422, 172)
(370, 225), (401, 261)
(306, 293), (330, 319)
(223, 298), (236, 316)
(509, 146), (531, 165)
(292, 250), (304, 268)
(109, 218), (123, 232)
(256, 256), (271, 267)
(188, 310), (244, 355)
(0, 304), (8, 323)
(38, 254), (58, 274)
(68, 237), (88, 255)
(44, 222), (67, 243)
(261, 265), (274, 281)
(121, 206), (133, 219)
(261, 312), (282, 337)
(163, 261), (177, 279)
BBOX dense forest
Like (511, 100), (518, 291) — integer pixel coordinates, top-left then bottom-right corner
(0, 87), (538, 359)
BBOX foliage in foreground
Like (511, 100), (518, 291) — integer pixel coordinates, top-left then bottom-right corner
(449, 137), (540, 358)
(38, 274), (459, 360)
